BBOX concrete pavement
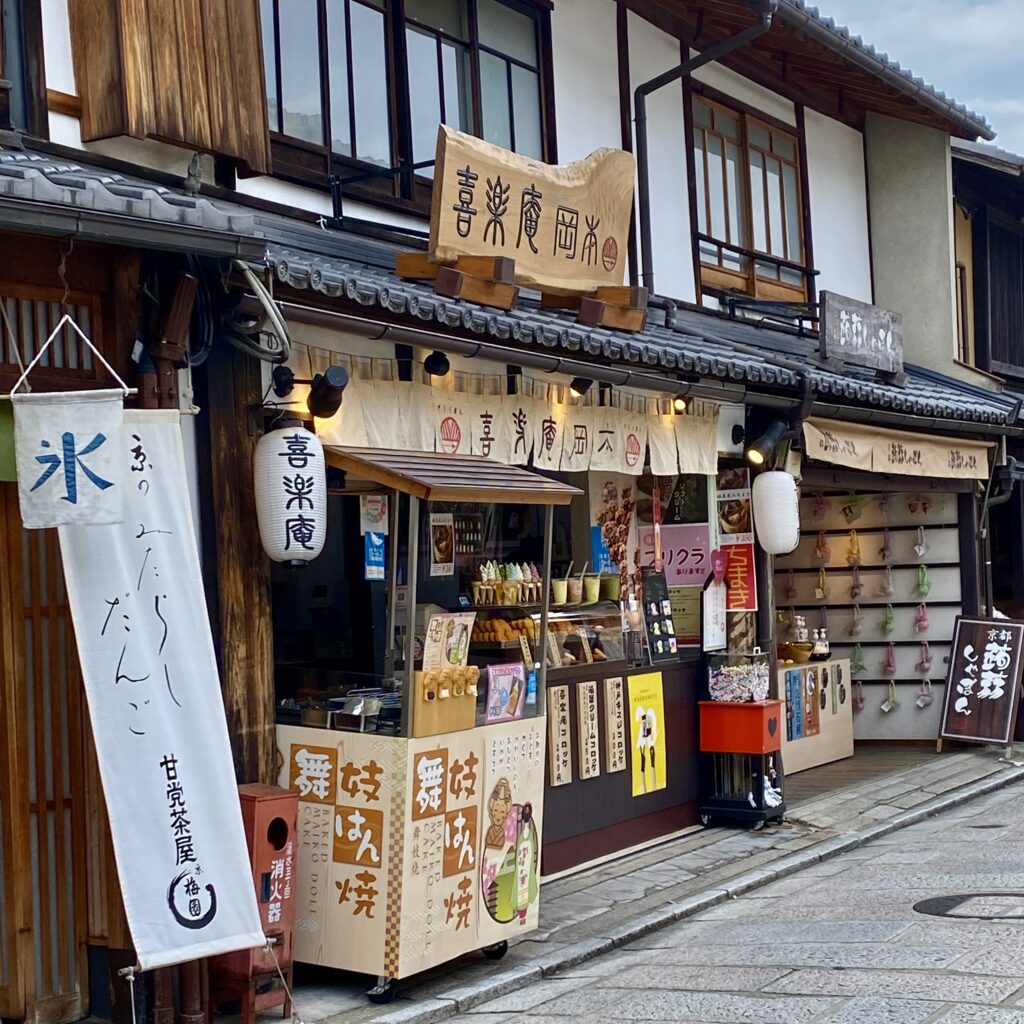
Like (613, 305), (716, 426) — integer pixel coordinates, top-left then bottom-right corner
(288, 747), (1024, 1024)
(444, 781), (1024, 1022)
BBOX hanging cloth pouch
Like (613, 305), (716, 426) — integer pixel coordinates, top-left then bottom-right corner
(879, 565), (895, 598)
(820, 605), (829, 631)
(916, 641), (933, 674)
(812, 493), (830, 519)
(846, 529), (861, 567)
(851, 643), (866, 674)
(881, 644), (898, 678)
(914, 526), (928, 558)
(815, 531), (830, 565)
(878, 493), (892, 517)
(785, 569), (798, 600)
(917, 680), (934, 708)
(841, 492), (864, 524)
(881, 603), (895, 633)
(915, 603), (929, 633)
(879, 528), (894, 566)
(853, 680), (866, 711)
(916, 565), (933, 597)
(850, 565), (863, 600)
(881, 678), (900, 711)
(849, 603), (863, 637)
(815, 567), (829, 602)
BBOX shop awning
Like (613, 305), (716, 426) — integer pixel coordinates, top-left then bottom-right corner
(325, 447), (582, 505)
(802, 417), (993, 480)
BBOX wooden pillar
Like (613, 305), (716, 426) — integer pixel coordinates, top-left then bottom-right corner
(196, 338), (275, 784)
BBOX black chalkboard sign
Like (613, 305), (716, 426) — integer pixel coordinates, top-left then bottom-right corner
(939, 617), (1024, 746)
(640, 567), (678, 665)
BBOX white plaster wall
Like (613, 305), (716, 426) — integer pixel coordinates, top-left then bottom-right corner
(691, 59), (795, 127)
(865, 113), (961, 380)
(627, 11), (695, 303)
(804, 109), (873, 303)
(41, 0), (75, 93)
(551, 0), (621, 161)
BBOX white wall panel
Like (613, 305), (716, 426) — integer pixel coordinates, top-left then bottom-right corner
(804, 109), (873, 302)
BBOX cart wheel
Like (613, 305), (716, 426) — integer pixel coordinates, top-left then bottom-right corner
(482, 940), (508, 960)
(367, 978), (396, 1004)
(699, 813), (713, 827)
(752, 819), (767, 832)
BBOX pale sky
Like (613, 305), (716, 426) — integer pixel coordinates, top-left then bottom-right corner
(811, 0), (1024, 154)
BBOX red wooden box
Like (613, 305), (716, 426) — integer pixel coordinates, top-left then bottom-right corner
(699, 700), (784, 754)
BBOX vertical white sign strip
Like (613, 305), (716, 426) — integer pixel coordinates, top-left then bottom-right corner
(59, 410), (263, 970)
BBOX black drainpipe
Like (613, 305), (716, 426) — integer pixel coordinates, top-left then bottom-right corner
(634, 0), (779, 293)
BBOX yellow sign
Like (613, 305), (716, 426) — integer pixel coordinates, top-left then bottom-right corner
(430, 125), (636, 294)
(628, 672), (667, 797)
(803, 417), (991, 480)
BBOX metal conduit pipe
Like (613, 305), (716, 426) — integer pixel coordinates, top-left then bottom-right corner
(263, 298), (803, 408)
(634, 0), (778, 293)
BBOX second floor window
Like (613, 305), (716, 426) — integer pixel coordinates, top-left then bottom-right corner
(260, 0), (550, 202)
(690, 94), (809, 302)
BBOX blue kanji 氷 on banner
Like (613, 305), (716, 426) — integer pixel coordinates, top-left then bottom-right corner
(11, 389), (125, 528)
(365, 530), (386, 580)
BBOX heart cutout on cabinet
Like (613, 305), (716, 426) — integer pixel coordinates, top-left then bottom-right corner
(767, 717), (778, 737)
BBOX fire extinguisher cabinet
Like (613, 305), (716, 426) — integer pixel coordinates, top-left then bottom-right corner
(208, 784), (298, 1024)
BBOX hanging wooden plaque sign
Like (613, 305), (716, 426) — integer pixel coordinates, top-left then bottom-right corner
(429, 125), (635, 294)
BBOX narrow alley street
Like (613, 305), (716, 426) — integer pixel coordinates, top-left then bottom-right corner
(445, 782), (1024, 1024)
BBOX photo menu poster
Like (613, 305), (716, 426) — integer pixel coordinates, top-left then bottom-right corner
(640, 568), (679, 664)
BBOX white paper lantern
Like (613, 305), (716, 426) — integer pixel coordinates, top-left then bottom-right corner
(752, 470), (800, 555)
(254, 426), (327, 565)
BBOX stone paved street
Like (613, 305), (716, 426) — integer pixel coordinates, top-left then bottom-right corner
(444, 781), (1024, 1024)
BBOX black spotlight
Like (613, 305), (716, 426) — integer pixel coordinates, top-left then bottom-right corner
(746, 418), (789, 467)
(672, 393), (687, 414)
(307, 365), (349, 418)
(424, 350), (451, 377)
(270, 363), (348, 418)
(569, 376), (593, 398)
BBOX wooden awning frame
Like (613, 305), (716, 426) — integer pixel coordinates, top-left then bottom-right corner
(325, 447), (582, 505)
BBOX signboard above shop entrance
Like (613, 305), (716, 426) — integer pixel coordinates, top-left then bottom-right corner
(428, 125), (636, 295)
(819, 291), (904, 378)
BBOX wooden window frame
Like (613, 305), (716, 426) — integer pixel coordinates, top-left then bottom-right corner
(263, 0), (556, 215)
(685, 84), (814, 305)
(0, 0), (48, 138)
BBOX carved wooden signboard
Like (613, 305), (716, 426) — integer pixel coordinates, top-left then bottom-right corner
(940, 617), (1024, 747)
(819, 290), (903, 376)
(429, 125), (635, 294)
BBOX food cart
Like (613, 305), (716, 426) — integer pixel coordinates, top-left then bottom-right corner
(275, 447), (579, 1002)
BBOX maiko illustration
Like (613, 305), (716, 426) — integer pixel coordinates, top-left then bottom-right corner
(480, 778), (538, 924)
(634, 705), (658, 793)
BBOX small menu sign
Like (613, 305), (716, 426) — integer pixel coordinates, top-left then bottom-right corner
(640, 568), (678, 664)
(576, 681), (601, 780)
(547, 685), (573, 787)
(603, 676), (627, 773)
(940, 617), (1024, 746)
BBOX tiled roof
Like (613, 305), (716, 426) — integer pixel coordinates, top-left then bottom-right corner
(779, 1), (994, 140)
(266, 243), (1018, 429)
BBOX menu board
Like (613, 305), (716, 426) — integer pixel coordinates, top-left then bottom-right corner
(576, 681), (601, 780)
(423, 613), (476, 670)
(940, 617), (1024, 746)
(603, 676), (628, 773)
(546, 685), (573, 786)
(640, 568), (678, 664)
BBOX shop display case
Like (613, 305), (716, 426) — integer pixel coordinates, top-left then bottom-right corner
(469, 602), (626, 671)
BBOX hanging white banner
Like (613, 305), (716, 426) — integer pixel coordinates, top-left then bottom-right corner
(648, 408), (679, 477)
(590, 406), (646, 474)
(58, 411), (263, 971)
(399, 381), (436, 453)
(363, 380), (404, 450)
(11, 389), (125, 529)
(675, 412), (720, 475)
(502, 393), (536, 466)
(433, 390), (474, 456)
(470, 391), (505, 460)
(560, 404), (595, 473)
(533, 398), (567, 471)
(318, 378), (369, 448)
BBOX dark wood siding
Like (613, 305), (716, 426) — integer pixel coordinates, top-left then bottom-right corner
(988, 217), (1024, 376)
(68, 0), (271, 173)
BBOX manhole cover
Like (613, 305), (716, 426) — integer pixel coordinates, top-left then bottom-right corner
(914, 893), (1024, 920)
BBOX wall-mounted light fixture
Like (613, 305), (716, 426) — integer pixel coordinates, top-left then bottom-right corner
(424, 350), (451, 377)
(745, 418), (795, 467)
(569, 376), (593, 398)
(271, 364), (349, 419)
(672, 394), (687, 414)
